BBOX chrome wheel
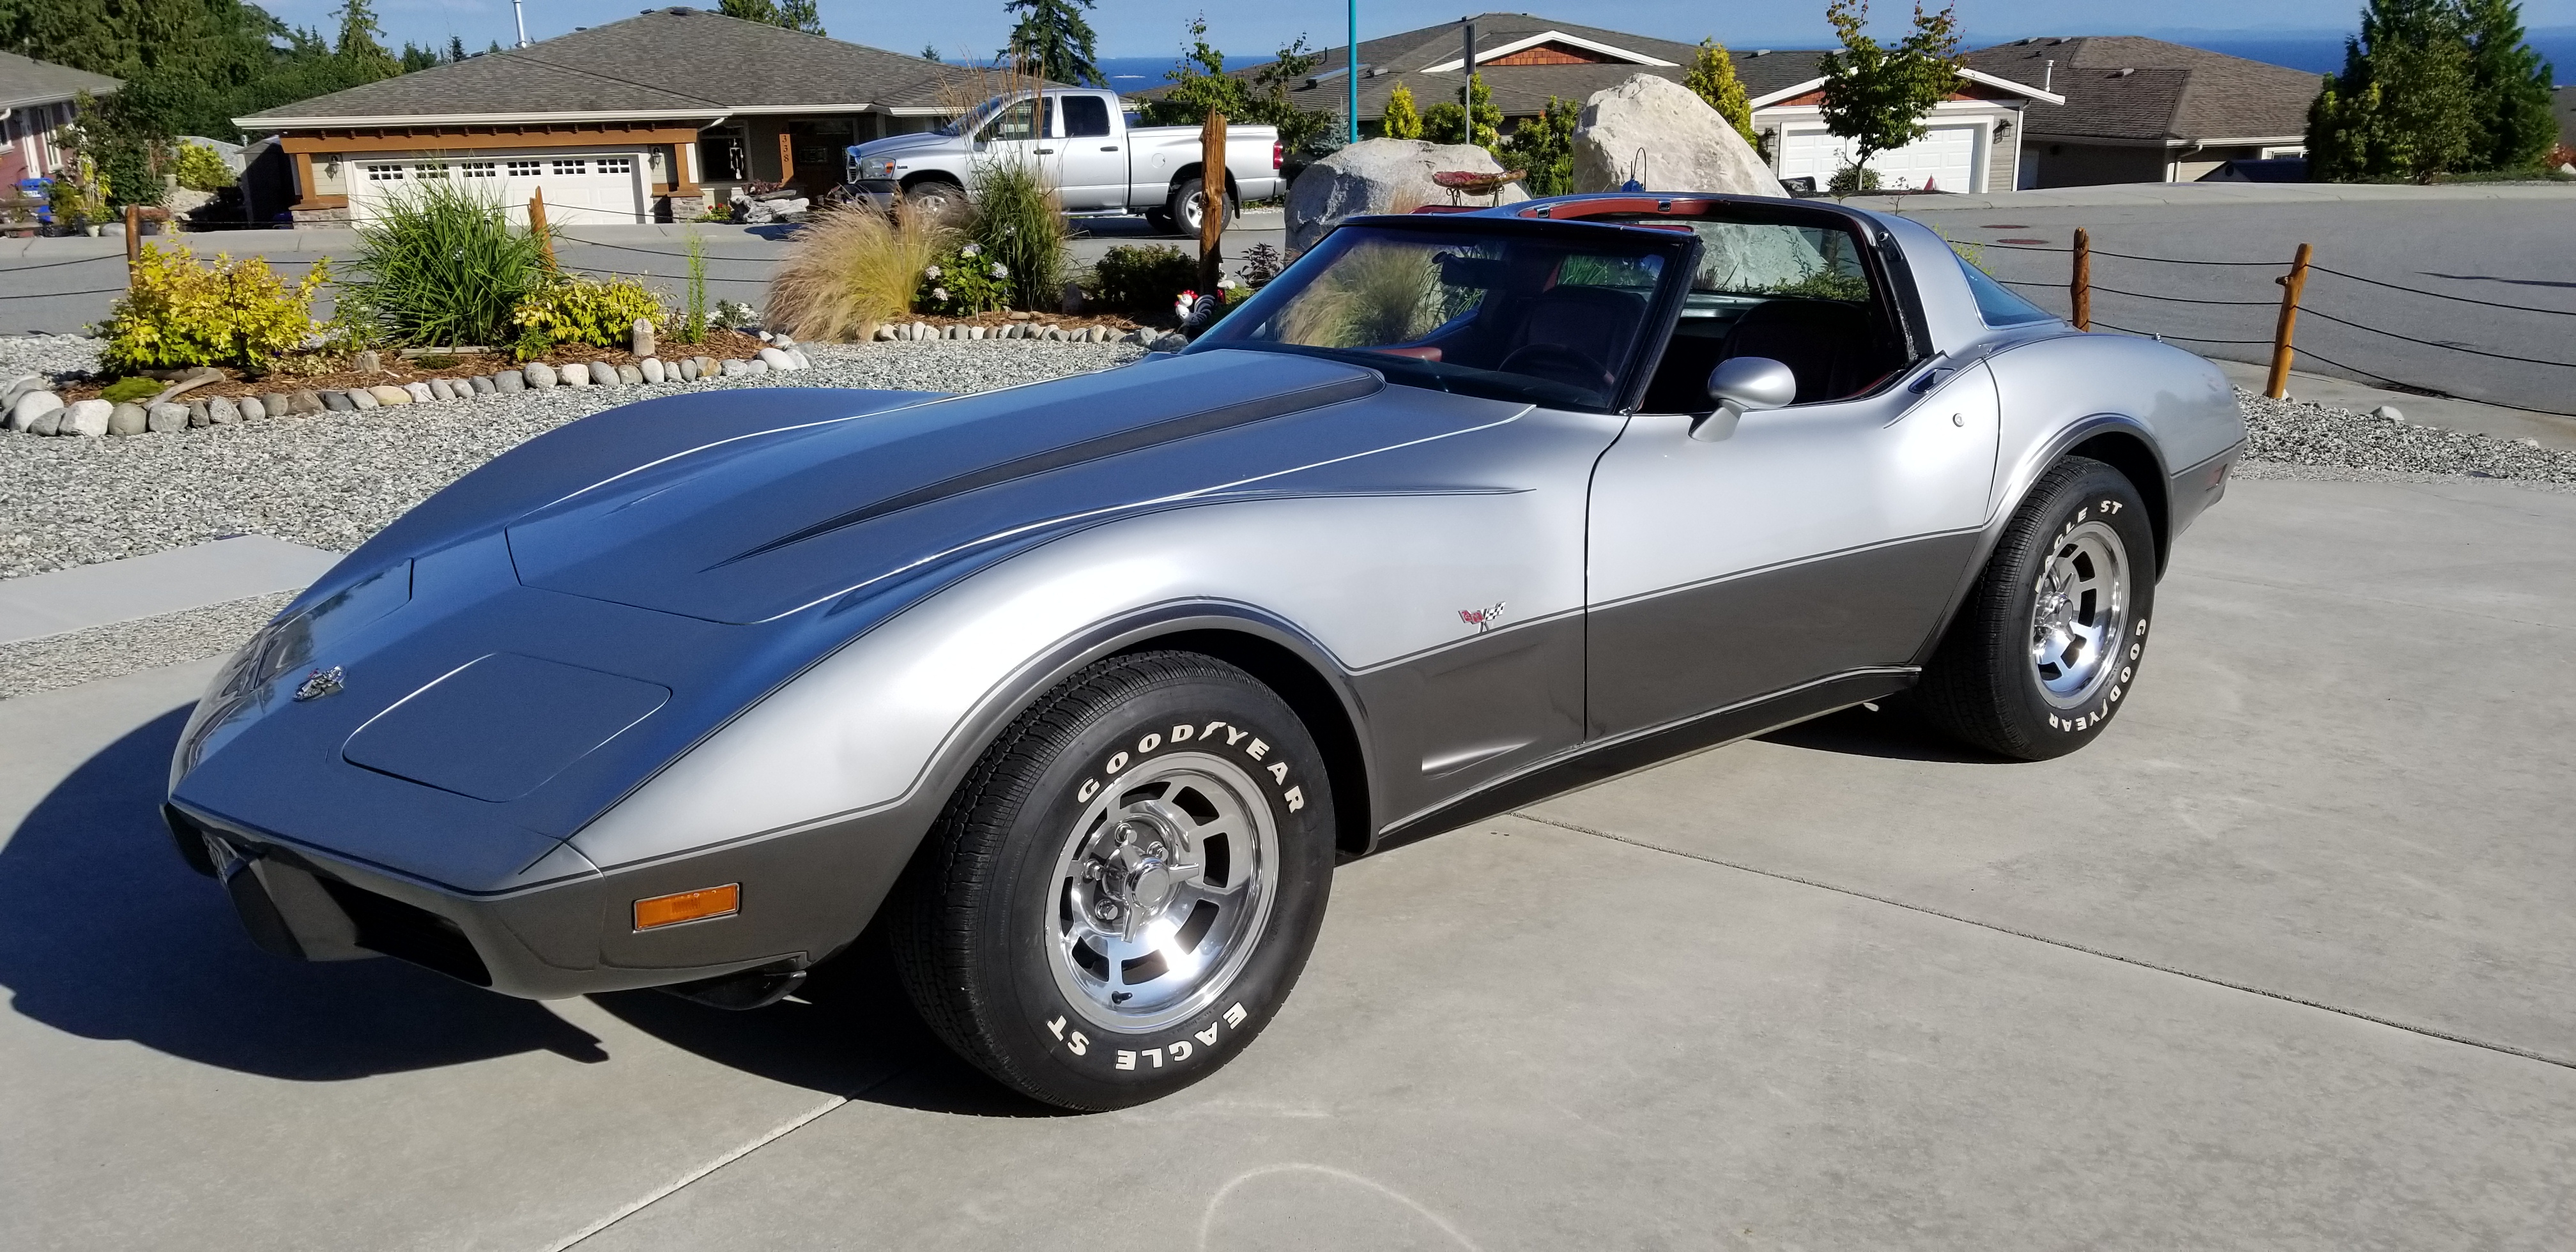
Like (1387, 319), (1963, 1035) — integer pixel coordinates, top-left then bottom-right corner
(2029, 519), (2131, 708)
(1046, 752), (1277, 1033)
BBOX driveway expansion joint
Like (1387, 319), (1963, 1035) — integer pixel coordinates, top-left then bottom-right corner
(1509, 811), (2576, 1073)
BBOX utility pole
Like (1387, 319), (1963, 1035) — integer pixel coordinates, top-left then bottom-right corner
(513, 0), (529, 48)
(1347, 0), (1360, 144)
(1460, 20), (1475, 114)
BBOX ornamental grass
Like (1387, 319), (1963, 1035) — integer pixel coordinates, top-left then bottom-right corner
(344, 179), (553, 349)
(766, 199), (953, 341)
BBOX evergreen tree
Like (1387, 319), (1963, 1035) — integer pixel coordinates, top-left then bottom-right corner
(399, 42), (441, 72)
(1003, 0), (1101, 86)
(2306, 0), (2478, 181)
(1496, 95), (1579, 194)
(1383, 81), (1423, 140)
(2462, 0), (2556, 170)
(922, 43), (943, 62)
(1420, 73), (1501, 149)
(1683, 39), (1759, 149)
(776, 0), (824, 36)
(448, 35), (468, 63)
(1815, 0), (1963, 181)
(334, 0), (401, 79)
(1140, 18), (1338, 160)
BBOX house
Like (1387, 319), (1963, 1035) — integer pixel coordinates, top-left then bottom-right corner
(2555, 84), (2573, 153)
(232, 7), (988, 226)
(1, 50), (120, 187)
(1229, 13), (2060, 193)
(1959, 37), (2319, 186)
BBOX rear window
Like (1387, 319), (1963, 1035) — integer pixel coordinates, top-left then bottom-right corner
(1062, 95), (1111, 138)
(1958, 255), (2053, 326)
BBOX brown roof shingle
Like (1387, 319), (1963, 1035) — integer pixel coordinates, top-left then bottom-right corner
(0, 49), (121, 111)
(1963, 36), (2321, 143)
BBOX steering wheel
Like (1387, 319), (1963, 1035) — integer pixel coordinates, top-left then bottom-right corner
(1497, 342), (1611, 393)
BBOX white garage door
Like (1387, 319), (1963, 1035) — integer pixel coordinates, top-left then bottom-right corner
(350, 155), (647, 225)
(1778, 124), (1981, 192)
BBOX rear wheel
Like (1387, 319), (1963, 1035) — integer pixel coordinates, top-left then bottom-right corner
(891, 652), (1335, 1110)
(1915, 456), (2156, 760)
(1167, 176), (1234, 238)
(1142, 208), (1176, 234)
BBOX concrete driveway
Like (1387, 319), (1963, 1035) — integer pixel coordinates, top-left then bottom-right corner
(3, 474), (2570, 1250)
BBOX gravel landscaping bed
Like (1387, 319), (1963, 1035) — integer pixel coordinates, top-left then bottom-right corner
(0, 590), (293, 700)
(0, 334), (1142, 579)
(2235, 389), (2576, 486)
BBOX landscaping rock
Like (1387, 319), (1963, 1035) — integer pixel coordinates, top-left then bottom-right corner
(1, 374), (40, 409)
(772, 334), (794, 348)
(719, 358), (746, 377)
(640, 357), (664, 384)
(678, 357), (701, 380)
(745, 358), (771, 376)
(111, 403), (151, 435)
(874, 324), (896, 341)
(28, 408), (61, 436)
(589, 362), (618, 386)
(8, 390), (60, 431)
(792, 348), (812, 369)
(372, 385), (412, 406)
(694, 356), (716, 378)
(184, 401), (210, 428)
(348, 388), (378, 410)
(236, 396), (265, 421)
(631, 317), (656, 358)
(615, 364), (643, 385)
(757, 346), (793, 370)
(427, 378), (454, 401)
(469, 375), (496, 395)
(353, 349), (382, 374)
(261, 392), (289, 416)
(1149, 332), (1190, 353)
(524, 362), (556, 389)
(494, 370), (524, 393)
(207, 396), (241, 425)
(562, 363), (590, 388)
(60, 399), (111, 436)
(290, 390), (323, 414)
(320, 390), (353, 412)
(402, 381), (432, 403)
(1571, 73), (1788, 198)
(1286, 137), (1530, 252)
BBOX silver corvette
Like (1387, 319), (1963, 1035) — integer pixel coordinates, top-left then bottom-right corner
(164, 193), (2242, 1109)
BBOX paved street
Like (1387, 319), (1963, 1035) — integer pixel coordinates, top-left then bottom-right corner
(5, 473), (2570, 1250)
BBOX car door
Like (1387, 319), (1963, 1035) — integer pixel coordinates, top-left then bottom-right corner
(973, 96), (1061, 192)
(1053, 93), (1124, 210)
(1584, 226), (2000, 738)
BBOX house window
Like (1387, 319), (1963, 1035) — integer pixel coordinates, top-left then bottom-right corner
(596, 156), (633, 175)
(507, 160), (542, 176)
(700, 126), (748, 181)
(365, 163), (405, 181)
(459, 162), (498, 178)
(551, 159), (587, 176)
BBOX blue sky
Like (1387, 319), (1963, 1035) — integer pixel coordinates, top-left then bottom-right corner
(314, 0), (2576, 59)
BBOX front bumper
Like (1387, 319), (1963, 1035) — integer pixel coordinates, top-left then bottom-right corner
(164, 796), (923, 1000)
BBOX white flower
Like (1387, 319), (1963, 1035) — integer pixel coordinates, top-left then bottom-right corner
(923, 265), (942, 280)
(930, 287), (949, 302)
(959, 243), (981, 257)
(988, 262), (1008, 279)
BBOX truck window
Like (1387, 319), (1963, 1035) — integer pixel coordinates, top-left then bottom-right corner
(1061, 95), (1111, 139)
(980, 98), (1053, 143)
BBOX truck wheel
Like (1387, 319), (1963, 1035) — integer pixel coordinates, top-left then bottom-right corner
(1915, 456), (2157, 761)
(1168, 177), (1234, 238)
(1142, 208), (1176, 234)
(903, 179), (968, 224)
(891, 651), (1335, 1110)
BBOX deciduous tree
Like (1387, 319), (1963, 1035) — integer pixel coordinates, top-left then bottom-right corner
(2307, 0), (2478, 180)
(1683, 39), (1759, 149)
(1814, 0), (1961, 184)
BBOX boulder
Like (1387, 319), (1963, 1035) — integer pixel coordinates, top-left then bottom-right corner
(208, 395), (241, 425)
(631, 317), (656, 359)
(1571, 73), (1788, 198)
(60, 398), (112, 436)
(8, 390), (61, 431)
(237, 395), (266, 422)
(590, 362), (619, 386)
(640, 357), (665, 385)
(524, 362), (557, 389)
(1285, 139), (1531, 252)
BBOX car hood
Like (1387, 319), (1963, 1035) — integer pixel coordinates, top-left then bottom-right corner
(851, 130), (953, 160)
(503, 350), (1401, 624)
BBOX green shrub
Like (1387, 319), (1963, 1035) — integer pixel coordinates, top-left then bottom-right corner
(101, 376), (163, 403)
(917, 242), (1010, 316)
(1091, 244), (1197, 317)
(970, 156), (1066, 309)
(174, 142), (233, 193)
(345, 179), (553, 347)
(509, 275), (666, 359)
(100, 245), (329, 372)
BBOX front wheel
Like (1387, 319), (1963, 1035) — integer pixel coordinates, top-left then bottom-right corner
(1914, 456), (2157, 760)
(890, 652), (1335, 1110)
(901, 179), (968, 225)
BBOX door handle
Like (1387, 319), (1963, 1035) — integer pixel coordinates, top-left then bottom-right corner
(1037, 148), (1056, 154)
(1101, 146), (1119, 151)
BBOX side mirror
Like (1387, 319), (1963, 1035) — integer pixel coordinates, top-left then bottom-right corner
(1690, 356), (1798, 441)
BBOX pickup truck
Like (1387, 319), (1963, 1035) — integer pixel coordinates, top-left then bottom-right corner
(845, 88), (1283, 236)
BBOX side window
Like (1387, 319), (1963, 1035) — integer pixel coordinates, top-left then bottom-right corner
(1062, 95), (1111, 139)
(980, 100), (1042, 142)
(1957, 254), (2054, 326)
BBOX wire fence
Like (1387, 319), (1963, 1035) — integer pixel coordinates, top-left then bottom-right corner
(1972, 231), (2576, 418)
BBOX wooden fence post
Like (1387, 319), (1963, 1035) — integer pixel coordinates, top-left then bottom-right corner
(1199, 111), (1228, 297)
(2266, 242), (2313, 401)
(124, 204), (141, 278)
(2069, 227), (2090, 332)
(528, 190), (555, 268)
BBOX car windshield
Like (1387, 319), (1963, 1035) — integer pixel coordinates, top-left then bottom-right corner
(937, 96), (1010, 137)
(1190, 223), (1683, 412)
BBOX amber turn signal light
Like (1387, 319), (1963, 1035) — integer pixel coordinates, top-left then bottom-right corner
(634, 883), (739, 930)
